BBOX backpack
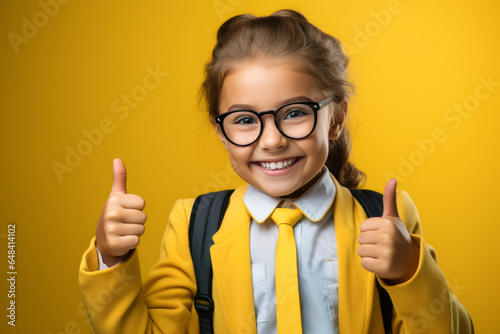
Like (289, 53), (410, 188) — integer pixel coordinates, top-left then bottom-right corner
(188, 189), (393, 334)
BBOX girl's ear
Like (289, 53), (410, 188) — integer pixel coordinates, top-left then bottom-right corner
(211, 118), (230, 150)
(328, 100), (347, 140)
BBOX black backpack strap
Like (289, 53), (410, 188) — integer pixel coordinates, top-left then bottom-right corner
(188, 189), (234, 334)
(349, 189), (383, 217)
(349, 189), (393, 334)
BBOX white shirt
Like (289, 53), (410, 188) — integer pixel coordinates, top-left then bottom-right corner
(244, 167), (339, 334)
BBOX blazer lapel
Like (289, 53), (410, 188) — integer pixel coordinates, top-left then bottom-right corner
(210, 185), (257, 334)
(332, 175), (375, 334)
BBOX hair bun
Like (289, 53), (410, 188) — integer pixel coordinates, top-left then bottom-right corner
(217, 14), (254, 43)
(271, 9), (309, 23)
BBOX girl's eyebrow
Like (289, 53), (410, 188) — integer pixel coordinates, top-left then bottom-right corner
(226, 95), (314, 112)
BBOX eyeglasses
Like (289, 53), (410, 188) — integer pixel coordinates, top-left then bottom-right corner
(215, 96), (334, 146)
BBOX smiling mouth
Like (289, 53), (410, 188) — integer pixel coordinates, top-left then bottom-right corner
(256, 157), (300, 170)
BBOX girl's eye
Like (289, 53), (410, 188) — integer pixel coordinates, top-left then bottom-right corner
(233, 115), (258, 125)
(284, 108), (309, 119)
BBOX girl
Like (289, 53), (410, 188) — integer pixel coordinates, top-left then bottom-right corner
(79, 9), (474, 333)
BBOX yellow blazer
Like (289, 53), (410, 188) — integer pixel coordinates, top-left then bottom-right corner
(79, 175), (473, 333)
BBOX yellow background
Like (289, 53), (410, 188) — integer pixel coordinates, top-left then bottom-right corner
(1, 0), (498, 332)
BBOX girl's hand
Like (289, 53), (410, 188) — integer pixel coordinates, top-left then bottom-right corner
(95, 158), (147, 267)
(357, 179), (419, 284)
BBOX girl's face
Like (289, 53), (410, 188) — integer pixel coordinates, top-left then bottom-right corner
(215, 57), (345, 198)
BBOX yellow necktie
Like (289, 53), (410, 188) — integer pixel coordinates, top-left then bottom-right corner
(271, 207), (303, 334)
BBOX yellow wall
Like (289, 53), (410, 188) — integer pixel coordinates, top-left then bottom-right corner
(1, 0), (498, 332)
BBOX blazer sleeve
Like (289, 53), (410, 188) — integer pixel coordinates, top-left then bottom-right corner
(78, 198), (199, 334)
(378, 190), (474, 334)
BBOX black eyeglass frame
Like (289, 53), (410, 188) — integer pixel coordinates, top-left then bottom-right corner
(215, 96), (334, 147)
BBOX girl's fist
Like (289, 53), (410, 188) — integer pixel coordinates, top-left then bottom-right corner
(357, 179), (419, 284)
(95, 158), (147, 267)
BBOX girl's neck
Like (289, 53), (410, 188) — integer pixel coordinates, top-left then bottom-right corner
(280, 166), (326, 200)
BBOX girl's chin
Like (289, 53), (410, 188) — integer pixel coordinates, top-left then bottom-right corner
(252, 169), (323, 198)
(253, 182), (307, 198)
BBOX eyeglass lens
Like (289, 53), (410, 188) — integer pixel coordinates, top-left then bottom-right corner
(222, 103), (315, 146)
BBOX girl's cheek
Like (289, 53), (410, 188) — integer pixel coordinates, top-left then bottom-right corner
(227, 148), (247, 168)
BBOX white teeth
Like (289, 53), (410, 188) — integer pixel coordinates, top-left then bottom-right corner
(259, 158), (297, 170)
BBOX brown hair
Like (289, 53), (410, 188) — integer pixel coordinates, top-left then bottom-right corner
(199, 9), (365, 188)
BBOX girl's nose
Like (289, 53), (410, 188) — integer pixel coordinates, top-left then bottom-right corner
(258, 116), (288, 151)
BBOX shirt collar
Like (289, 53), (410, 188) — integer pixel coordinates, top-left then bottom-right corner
(243, 166), (336, 223)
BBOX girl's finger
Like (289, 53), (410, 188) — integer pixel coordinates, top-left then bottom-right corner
(115, 235), (141, 252)
(115, 223), (145, 237)
(117, 194), (146, 210)
(120, 209), (147, 224)
(359, 257), (381, 274)
(357, 244), (380, 258)
(358, 231), (379, 245)
(359, 218), (381, 232)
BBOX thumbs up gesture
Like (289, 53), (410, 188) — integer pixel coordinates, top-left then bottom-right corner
(95, 158), (147, 267)
(357, 179), (419, 284)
